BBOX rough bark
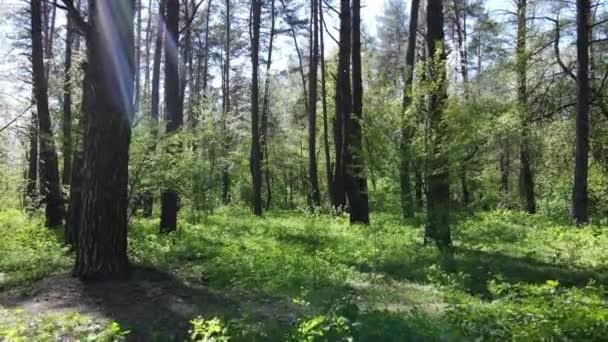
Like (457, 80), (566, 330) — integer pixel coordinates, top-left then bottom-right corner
(572, 0), (590, 224)
(308, 0), (321, 208)
(250, 0), (263, 216)
(32, 0), (64, 227)
(346, 0), (370, 224)
(319, 0), (333, 206)
(73, 0), (135, 280)
(516, 0), (536, 214)
(160, 0), (182, 232)
(425, 0), (451, 252)
(400, 0), (420, 219)
(62, 9), (74, 185)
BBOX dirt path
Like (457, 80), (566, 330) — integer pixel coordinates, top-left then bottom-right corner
(0, 268), (301, 341)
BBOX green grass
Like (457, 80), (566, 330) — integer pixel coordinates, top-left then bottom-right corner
(2, 207), (608, 340)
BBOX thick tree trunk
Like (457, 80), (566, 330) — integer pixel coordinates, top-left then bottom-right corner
(160, 0), (182, 232)
(425, 0), (451, 252)
(400, 0), (420, 219)
(250, 0), (263, 216)
(319, 1), (333, 206)
(308, 0), (320, 208)
(516, 0), (536, 214)
(31, 0), (64, 228)
(65, 68), (88, 247)
(572, 0), (590, 224)
(346, 0), (370, 224)
(73, 0), (135, 280)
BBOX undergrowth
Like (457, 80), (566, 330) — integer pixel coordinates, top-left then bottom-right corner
(2, 208), (608, 340)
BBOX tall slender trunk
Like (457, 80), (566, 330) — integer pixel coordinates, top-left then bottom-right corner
(151, 0), (165, 121)
(26, 107), (38, 207)
(250, 0), (263, 216)
(134, 0), (142, 114)
(308, 0), (320, 208)
(319, 1), (333, 206)
(202, 0), (212, 95)
(400, 0), (420, 219)
(333, 0), (350, 210)
(160, 0), (182, 232)
(572, 0), (590, 224)
(143, 0), (154, 102)
(516, 0), (536, 214)
(62, 10), (74, 185)
(280, 0), (308, 114)
(261, 0), (275, 209)
(426, 0), (451, 251)
(31, 0), (64, 228)
(346, 0), (370, 224)
(221, 0), (232, 205)
(73, 0), (135, 280)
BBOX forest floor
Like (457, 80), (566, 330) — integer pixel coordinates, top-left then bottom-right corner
(1, 208), (608, 341)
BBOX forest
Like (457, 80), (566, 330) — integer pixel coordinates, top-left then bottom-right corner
(0, 0), (608, 340)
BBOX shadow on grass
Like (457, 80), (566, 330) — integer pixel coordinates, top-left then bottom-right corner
(365, 246), (607, 299)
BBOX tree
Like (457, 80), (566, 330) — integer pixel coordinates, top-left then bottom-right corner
(250, 0), (263, 216)
(572, 0), (590, 224)
(346, 0), (370, 224)
(319, 0), (333, 208)
(400, 0), (420, 219)
(31, 0), (64, 228)
(64, 0), (135, 279)
(333, 0), (351, 211)
(308, 0), (320, 208)
(62, 5), (75, 185)
(425, 0), (451, 251)
(160, 0), (182, 232)
(516, 0), (535, 214)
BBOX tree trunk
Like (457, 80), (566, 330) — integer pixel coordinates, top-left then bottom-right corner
(73, 0), (135, 280)
(31, 0), (64, 228)
(346, 0), (370, 224)
(332, 0), (349, 210)
(572, 0), (590, 224)
(26, 108), (38, 208)
(516, 0), (536, 214)
(319, 1), (333, 206)
(160, 0), (182, 232)
(308, 0), (321, 208)
(400, 0), (420, 219)
(425, 0), (451, 252)
(261, 0), (275, 210)
(250, 0), (263, 216)
(221, 0), (232, 205)
(151, 0), (165, 122)
(62, 9), (74, 185)
(134, 0), (142, 114)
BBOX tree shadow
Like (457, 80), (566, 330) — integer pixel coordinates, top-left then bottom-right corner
(0, 266), (303, 341)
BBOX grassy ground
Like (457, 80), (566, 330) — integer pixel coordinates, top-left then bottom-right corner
(1, 208), (608, 341)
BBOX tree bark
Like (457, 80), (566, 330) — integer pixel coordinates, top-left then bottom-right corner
(250, 0), (263, 216)
(572, 0), (590, 224)
(332, 0), (349, 210)
(261, 0), (275, 210)
(516, 0), (536, 214)
(73, 0), (135, 280)
(425, 0), (451, 251)
(400, 0), (420, 219)
(221, 0), (232, 205)
(32, 0), (64, 228)
(308, 0), (321, 208)
(319, 1), (333, 206)
(160, 0), (182, 232)
(346, 0), (370, 224)
(62, 9), (74, 185)
(151, 0), (165, 122)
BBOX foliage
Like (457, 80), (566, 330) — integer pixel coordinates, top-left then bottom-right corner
(0, 307), (128, 341)
(0, 210), (70, 289)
